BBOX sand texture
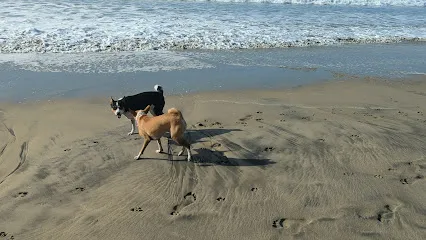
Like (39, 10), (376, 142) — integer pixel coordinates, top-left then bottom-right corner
(1, 77), (426, 240)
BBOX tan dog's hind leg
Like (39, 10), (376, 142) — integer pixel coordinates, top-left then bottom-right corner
(174, 137), (192, 161)
(156, 139), (164, 153)
(134, 138), (151, 160)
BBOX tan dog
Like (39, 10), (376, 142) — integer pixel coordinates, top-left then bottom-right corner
(133, 105), (192, 161)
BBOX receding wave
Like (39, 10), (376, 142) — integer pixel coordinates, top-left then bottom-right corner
(179, 0), (425, 7)
(0, 36), (425, 53)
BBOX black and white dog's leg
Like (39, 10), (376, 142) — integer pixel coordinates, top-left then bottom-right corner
(124, 112), (136, 135)
(129, 118), (136, 135)
(149, 105), (156, 116)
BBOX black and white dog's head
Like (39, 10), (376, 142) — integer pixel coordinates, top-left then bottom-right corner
(110, 97), (127, 119)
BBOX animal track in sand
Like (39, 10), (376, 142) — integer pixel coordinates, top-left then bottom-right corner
(318, 138), (325, 142)
(75, 187), (85, 192)
(251, 187), (258, 192)
(272, 218), (285, 228)
(236, 121), (247, 126)
(280, 119), (286, 122)
(0, 231), (14, 239)
(272, 218), (306, 234)
(184, 192), (197, 201)
(350, 134), (360, 138)
(377, 205), (395, 223)
(255, 118), (263, 121)
(15, 191), (28, 198)
(216, 197), (225, 202)
(130, 207), (143, 212)
(343, 172), (354, 176)
(374, 175), (383, 179)
(211, 122), (222, 126)
(170, 192), (197, 216)
(63, 148), (71, 152)
(263, 147), (274, 152)
(390, 160), (425, 185)
(239, 115), (253, 122)
(400, 175), (423, 185)
(256, 111), (263, 114)
(211, 143), (221, 148)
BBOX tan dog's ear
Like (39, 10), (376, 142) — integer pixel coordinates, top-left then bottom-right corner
(143, 105), (151, 113)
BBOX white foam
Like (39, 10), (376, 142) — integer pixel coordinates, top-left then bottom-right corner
(0, 51), (214, 73)
(189, 0), (426, 6)
(0, 0), (425, 54)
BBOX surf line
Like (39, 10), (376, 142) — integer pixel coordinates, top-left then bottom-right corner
(198, 100), (397, 110)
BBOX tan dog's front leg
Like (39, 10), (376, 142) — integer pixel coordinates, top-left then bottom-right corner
(134, 138), (151, 160)
(156, 139), (164, 153)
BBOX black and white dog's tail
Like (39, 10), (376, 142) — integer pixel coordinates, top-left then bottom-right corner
(154, 84), (164, 95)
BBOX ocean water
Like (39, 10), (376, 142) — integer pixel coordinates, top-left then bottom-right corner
(0, 0), (425, 53)
(0, 0), (425, 101)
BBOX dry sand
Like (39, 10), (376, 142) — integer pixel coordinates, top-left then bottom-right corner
(1, 76), (426, 240)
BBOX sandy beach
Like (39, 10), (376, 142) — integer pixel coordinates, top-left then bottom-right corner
(1, 76), (426, 239)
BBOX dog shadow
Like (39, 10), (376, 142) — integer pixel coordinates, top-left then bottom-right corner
(137, 128), (274, 167)
(174, 128), (274, 167)
(191, 148), (275, 167)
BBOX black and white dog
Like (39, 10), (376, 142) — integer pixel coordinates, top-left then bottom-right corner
(110, 85), (165, 135)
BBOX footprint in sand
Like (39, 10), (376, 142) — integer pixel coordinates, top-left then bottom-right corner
(280, 119), (286, 122)
(64, 148), (71, 152)
(171, 192), (197, 216)
(374, 175), (383, 179)
(272, 218), (306, 234)
(0, 232), (14, 239)
(255, 118), (263, 121)
(377, 205), (395, 223)
(184, 192), (197, 201)
(75, 187), (85, 192)
(272, 218), (285, 228)
(400, 175), (423, 185)
(251, 187), (258, 192)
(239, 115), (253, 122)
(318, 138), (325, 142)
(211, 143), (221, 148)
(236, 121), (248, 126)
(256, 111), (263, 114)
(263, 147), (274, 152)
(93, 141), (98, 144)
(130, 207), (143, 212)
(390, 160), (425, 185)
(343, 172), (354, 176)
(216, 197), (225, 202)
(15, 191), (28, 198)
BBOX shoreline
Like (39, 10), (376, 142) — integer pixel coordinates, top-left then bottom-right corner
(1, 42), (426, 103)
